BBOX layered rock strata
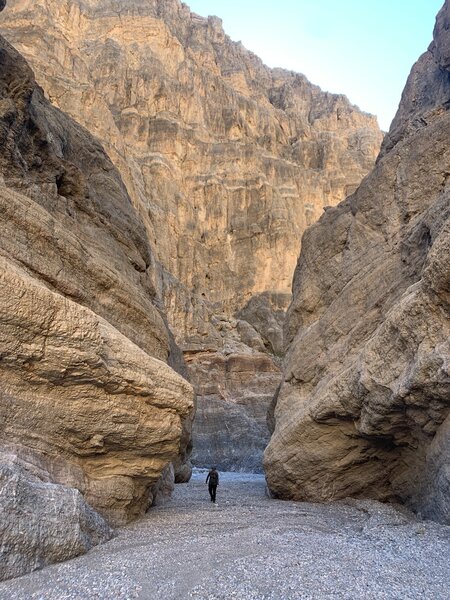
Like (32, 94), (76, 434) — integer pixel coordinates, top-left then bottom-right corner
(188, 352), (281, 472)
(265, 2), (450, 524)
(0, 9), (194, 552)
(1, 254), (193, 525)
(0, 0), (382, 470)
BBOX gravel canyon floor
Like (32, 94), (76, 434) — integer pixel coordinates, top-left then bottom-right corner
(1, 471), (449, 600)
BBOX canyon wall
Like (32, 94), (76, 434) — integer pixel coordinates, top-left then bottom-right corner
(0, 8), (194, 577)
(265, 1), (450, 524)
(0, 0), (382, 470)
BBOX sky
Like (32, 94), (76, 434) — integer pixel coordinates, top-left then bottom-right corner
(186, 0), (444, 131)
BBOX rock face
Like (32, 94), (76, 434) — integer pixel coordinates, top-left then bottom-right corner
(0, 456), (113, 582)
(188, 352), (281, 472)
(0, 0), (382, 471)
(265, 2), (450, 524)
(0, 10), (194, 542)
(1, 254), (194, 525)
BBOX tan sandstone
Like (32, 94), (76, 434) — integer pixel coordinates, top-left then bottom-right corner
(264, 2), (450, 524)
(1, 254), (193, 525)
(0, 0), (382, 470)
(0, 22), (194, 532)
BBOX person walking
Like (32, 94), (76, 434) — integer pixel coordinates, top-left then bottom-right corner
(206, 466), (219, 503)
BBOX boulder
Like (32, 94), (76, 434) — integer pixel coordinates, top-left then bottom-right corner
(0, 458), (112, 582)
(0, 254), (194, 525)
(0, 15), (194, 526)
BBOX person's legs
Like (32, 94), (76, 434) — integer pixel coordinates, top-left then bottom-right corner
(211, 485), (217, 503)
(208, 483), (214, 501)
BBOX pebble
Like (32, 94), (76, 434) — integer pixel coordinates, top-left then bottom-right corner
(0, 470), (449, 599)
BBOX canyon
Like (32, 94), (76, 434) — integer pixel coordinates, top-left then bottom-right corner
(1, 0), (449, 587)
(0, 2), (193, 579)
(0, 0), (382, 472)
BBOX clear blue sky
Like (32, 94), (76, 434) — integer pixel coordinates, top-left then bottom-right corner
(186, 0), (443, 131)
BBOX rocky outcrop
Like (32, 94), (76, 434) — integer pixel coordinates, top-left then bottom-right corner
(0, 456), (113, 582)
(265, 2), (450, 524)
(1, 254), (194, 525)
(0, 0), (382, 471)
(0, 4), (194, 543)
(0, 0), (382, 312)
(189, 352), (281, 472)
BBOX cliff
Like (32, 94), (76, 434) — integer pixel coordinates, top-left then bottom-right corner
(0, 0), (382, 470)
(264, 1), (450, 524)
(0, 5), (194, 579)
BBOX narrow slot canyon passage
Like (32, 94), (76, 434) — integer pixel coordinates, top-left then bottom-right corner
(2, 471), (448, 600)
(0, 0), (449, 594)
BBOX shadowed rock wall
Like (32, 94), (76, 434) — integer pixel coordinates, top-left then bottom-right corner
(265, 1), (450, 524)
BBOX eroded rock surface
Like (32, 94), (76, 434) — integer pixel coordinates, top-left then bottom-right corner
(189, 352), (281, 472)
(1, 255), (194, 525)
(0, 456), (113, 582)
(0, 2), (194, 555)
(265, 2), (450, 523)
(0, 0), (382, 470)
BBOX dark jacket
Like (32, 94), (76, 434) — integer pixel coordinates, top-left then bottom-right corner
(206, 469), (219, 485)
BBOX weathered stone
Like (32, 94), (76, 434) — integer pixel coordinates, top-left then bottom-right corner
(150, 463), (176, 507)
(432, 2), (450, 71)
(415, 415), (450, 523)
(0, 455), (113, 582)
(189, 352), (281, 472)
(0, 0), (382, 470)
(0, 254), (194, 525)
(165, 323), (196, 483)
(265, 2), (450, 524)
(0, 4), (194, 541)
(0, 0), (381, 320)
(0, 31), (167, 362)
(237, 292), (291, 356)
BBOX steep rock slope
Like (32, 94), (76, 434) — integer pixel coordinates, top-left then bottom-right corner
(0, 0), (382, 470)
(0, 14), (194, 544)
(265, 1), (450, 524)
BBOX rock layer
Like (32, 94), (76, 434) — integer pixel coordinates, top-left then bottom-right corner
(0, 11), (194, 544)
(189, 352), (281, 472)
(0, 0), (382, 470)
(265, 2), (450, 524)
(1, 254), (194, 525)
(0, 0), (382, 313)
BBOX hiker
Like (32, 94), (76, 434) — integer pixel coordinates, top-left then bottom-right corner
(205, 466), (219, 503)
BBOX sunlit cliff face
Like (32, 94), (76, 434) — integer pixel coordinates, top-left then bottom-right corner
(0, 0), (381, 473)
(0, 0), (382, 329)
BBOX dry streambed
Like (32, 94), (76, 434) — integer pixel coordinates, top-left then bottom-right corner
(1, 471), (449, 600)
